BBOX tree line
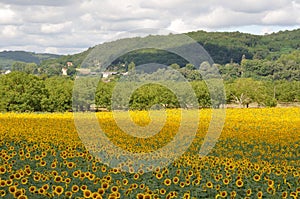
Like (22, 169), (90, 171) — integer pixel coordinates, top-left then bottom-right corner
(0, 71), (299, 112)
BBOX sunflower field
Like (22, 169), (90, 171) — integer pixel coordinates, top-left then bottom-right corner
(0, 108), (299, 199)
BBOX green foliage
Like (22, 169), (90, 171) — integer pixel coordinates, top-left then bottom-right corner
(34, 29), (300, 76)
(0, 71), (298, 112)
(0, 51), (60, 69)
(72, 76), (99, 111)
(95, 81), (115, 110)
(42, 76), (73, 112)
(11, 61), (39, 74)
(0, 72), (48, 112)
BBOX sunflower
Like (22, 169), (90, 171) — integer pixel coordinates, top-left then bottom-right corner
(281, 191), (288, 198)
(133, 173), (139, 180)
(0, 166), (6, 174)
(54, 176), (63, 183)
(290, 192), (297, 198)
(40, 160), (46, 166)
(21, 178), (28, 184)
(72, 185), (79, 193)
(160, 188), (166, 195)
(0, 180), (6, 187)
(88, 174), (96, 181)
(164, 178), (172, 186)
(192, 179), (200, 186)
(235, 179), (243, 188)
(101, 166), (107, 173)
(179, 182), (185, 188)
(65, 178), (71, 184)
(138, 169), (144, 175)
(173, 176), (179, 184)
(7, 180), (13, 186)
(139, 184), (145, 189)
(267, 187), (274, 194)
(112, 168), (119, 174)
(81, 185), (88, 191)
(122, 179), (129, 185)
(131, 183), (138, 189)
(253, 174), (260, 182)
(14, 190), (23, 198)
(257, 191), (263, 198)
(38, 188), (45, 195)
(267, 180), (274, 187)
(73, 171), (79, 178)
(94, 188), (104, 195)
(0, 190), (5, 197)
(105, 175), (112, 181)
(15, 173), (21, 180)
(246, 188), (252, 196)
(136, 193), (144, 199)
(144, 194), (151, 199)
(223, 178), (230, 185)
(29, 186), (36, 193)
(54, 186), (64, 196)
(155, 173), (163, 180)
(101, 182), (109, 189)
(67, 162), (75, 168)
(42, 184), (49, 191)
(111, 186), (118, 192)
(183, 192), (190, 199)
(230, 191), (237, 198)
(220, 191), (227, 198)
(17, 195), (27, 199)
(206, 181), (213, 188)
(51, 163), (57, 169)
(83, 189), (92, 198)
(8, 185), (17, 194)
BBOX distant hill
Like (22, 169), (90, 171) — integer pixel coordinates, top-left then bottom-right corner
(40, 28), (300, 70)
(0, 51), (60, 69)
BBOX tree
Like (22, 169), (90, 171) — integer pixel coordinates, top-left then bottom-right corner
(0, 71), (48, 112)
(72, 76), (99, 111)
(227, 78), (268, 107)
(127, 61), (136, 72)
(95, 81), (115, 110)
(42, 76), (73, 112)
(191, 81), (211, 108)
(169, 63), (180, 70)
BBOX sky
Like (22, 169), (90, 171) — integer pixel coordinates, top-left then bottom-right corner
(0, 0), (300, 55)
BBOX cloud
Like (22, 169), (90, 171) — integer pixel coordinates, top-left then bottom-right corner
(0, 0), (76, 7)
(223, 0), (290, 13)
(0, 0), (299, 54)
(0, 5), (20, 24)
(262, 1), (300, 25)
(1, 25), (19, 38)
(40, 22), (73, 34)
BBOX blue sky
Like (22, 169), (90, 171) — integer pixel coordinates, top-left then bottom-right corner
(0, 0), (299, 54)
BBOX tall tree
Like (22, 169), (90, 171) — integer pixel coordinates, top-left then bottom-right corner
(0, 72), (48, 112)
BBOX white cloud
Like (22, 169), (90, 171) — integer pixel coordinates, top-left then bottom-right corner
(0, 5), (19, 24)
(223, 0), (290, 13)
(262, 1), (300, 25)
(167, 19), (196, 33)
(44, 47), (59, 54)
(40, 22), (72, 34)
(1, 26), (19, 37)
(0, 0), (299, 54)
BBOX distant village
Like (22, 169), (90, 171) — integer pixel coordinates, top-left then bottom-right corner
(2, 61), (129, 81)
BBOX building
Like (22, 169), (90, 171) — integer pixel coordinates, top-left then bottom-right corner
(62, 67), (68, 76)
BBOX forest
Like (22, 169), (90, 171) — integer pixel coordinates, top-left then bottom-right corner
(0, 29), (299, 112)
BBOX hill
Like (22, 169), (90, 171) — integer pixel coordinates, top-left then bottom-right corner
(0, 51), (60, 69)
(40, 28), (300, 70)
